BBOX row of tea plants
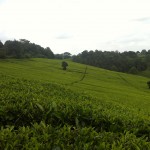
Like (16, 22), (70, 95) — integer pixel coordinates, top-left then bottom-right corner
(0, 73), (150, 149)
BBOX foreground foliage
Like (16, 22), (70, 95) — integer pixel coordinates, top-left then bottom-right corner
(0, 74), (150, 149)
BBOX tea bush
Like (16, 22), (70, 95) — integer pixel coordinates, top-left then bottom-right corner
(0, 74), (150, 149)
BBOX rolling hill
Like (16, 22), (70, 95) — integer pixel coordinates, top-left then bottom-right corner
(0, 58), (150, 149)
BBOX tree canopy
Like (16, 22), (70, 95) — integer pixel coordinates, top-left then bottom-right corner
(72, 50), (149, 73)
(0, 39), (54, 59)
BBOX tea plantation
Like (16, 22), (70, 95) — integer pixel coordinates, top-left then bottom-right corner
(0, 58), (150, 149)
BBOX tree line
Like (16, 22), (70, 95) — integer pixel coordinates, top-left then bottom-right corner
(1, 39), (150, 74)
(0, 39), (54, 59)
(72, 50), (150, 74)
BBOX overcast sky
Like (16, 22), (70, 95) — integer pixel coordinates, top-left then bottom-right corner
(0, 0), (150, 54)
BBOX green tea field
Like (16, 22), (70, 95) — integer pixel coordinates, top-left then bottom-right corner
(0, 58), (150, 149)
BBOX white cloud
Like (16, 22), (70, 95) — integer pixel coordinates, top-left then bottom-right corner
(0, 0), (150, 54)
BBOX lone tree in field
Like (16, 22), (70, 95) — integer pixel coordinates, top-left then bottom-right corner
(147, 81), (150, 89)
(62, 61), (68, 70)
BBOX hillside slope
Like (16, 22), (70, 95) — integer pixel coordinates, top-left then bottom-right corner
(0, 58), (150, 113)
(0, 58), (150, 149)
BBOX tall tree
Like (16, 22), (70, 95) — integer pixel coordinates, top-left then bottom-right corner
(44, 47), (54, 58)
(0, 41), (3, 48)
(63, 52), (71, 59)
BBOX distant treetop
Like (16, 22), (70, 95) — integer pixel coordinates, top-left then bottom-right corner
(0, 39), (54, 59)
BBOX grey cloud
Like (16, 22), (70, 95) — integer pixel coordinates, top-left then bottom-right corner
(117, 32), (150, 44)
(105, 36), (150, 52)
(133, 17), (150, 23)
(118, 37), (146, 44)
(106, 33), (150, 50)
(56, 33), (73, 39)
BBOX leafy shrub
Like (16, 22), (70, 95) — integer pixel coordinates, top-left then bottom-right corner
(147, 81), (150, 89)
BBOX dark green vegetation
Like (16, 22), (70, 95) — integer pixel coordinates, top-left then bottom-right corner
(0, 39), (54, 59)
(72, 50), (150, 74)
(147, 81), (150, 89)
(62, 61), (68, 70)
(0, 58), (150, 149)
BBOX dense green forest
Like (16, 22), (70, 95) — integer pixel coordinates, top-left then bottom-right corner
(0, 39), (54, 59)
(72, 50), (150, 74)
